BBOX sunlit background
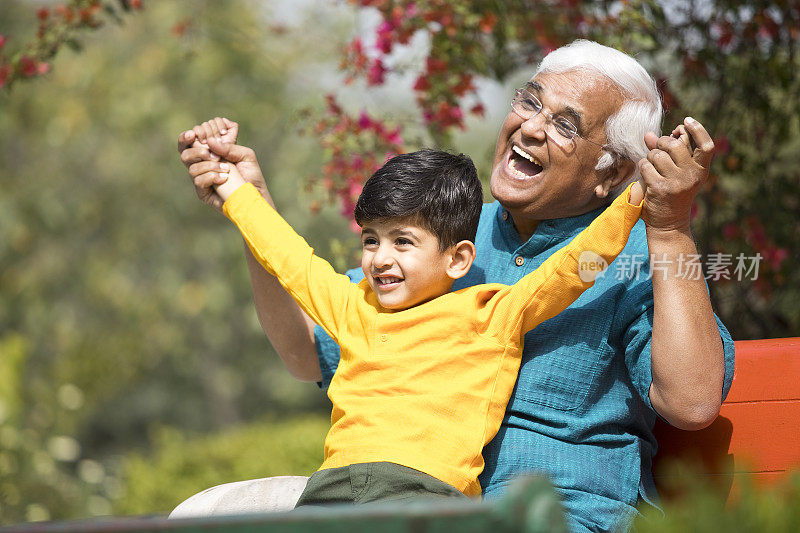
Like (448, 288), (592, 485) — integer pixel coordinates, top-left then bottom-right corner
(1, 0), (798, 526)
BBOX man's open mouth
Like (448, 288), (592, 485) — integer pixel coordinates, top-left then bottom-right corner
(508, 145), (543, 178)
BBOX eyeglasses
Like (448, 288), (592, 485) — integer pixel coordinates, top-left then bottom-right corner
(510, 88), (605, 150)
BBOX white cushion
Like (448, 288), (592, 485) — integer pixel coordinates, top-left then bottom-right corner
(168, 476), (309, 518)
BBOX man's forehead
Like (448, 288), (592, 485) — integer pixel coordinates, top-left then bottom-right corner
(528, 71), (598, 100)
(528, 71), (622, 126)
(525, 77), (586, 129)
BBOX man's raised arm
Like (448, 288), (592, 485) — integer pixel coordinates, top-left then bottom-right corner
(178, 123), (322, 381)
(639, 117), (728, 430)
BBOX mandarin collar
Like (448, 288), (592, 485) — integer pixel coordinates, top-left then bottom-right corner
(495, 201), (608, 253)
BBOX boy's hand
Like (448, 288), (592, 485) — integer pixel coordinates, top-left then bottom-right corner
(213, 158), (247, 202)
(629, 180), (644, 206)
(637, 116), (714, 233)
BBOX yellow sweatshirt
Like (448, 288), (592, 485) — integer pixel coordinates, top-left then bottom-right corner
(223, 182), (642, 496)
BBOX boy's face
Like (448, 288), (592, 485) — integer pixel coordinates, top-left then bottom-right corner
(360, 219), (455, 311)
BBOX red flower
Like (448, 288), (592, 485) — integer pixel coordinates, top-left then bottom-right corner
(0, 64), (11, 89)
(453, 74), (474, 97)
(413, 75), (430, 91)
(171, 19), (191, 37)
(426, 56), (447, 74)
(376, 21), (394, 54)
(0, 35), (6, 53)
(772, 248), (789, 269)
(37, 7), (50, 20)
(722, 222), (740, 240)
(55, 5), (75, 22)
(385, 127), (403, 146)
(479, 13), (497, 33)
(357, 111), (372, 130)
(745, 216), (767, 248)
(19, 56), (38, 77)
(470, 103), (485, 117)
(325, 94), (342, 114)
(366, 59), (386, 85)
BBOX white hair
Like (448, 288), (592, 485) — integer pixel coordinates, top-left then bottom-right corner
(535, 39), (662, 192)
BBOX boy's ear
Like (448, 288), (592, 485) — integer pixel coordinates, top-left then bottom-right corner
(594, 157), (635, 199)
(446, 240), (477, 280)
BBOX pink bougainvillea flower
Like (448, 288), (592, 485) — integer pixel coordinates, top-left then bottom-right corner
(366, 59), (386, 85)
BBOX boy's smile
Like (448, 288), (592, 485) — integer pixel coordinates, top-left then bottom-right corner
(360, 220), (456, 311)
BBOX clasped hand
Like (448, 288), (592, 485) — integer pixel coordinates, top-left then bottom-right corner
(638, 116), (715, 234)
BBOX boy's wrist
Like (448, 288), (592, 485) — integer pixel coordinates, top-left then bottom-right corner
(214, 163), (247, 202)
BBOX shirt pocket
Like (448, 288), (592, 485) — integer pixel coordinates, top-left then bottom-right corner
(511, 312), (605, 411)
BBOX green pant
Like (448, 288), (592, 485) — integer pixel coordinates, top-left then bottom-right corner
(294, 462), (470, 506)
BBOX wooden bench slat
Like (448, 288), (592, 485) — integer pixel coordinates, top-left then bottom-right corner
(654, 338), (800, 504)
(724, 338), (800, 402)
(722, 400), (800, 471)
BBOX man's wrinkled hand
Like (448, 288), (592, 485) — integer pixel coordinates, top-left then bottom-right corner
(638, 117), (715, 233)
(177, 118), (271, 213)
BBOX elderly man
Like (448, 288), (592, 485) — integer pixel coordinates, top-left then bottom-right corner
(178, 40), (734, 532)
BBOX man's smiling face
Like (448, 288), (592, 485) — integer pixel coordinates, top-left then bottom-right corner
(489, 70), (626, 238)
(360, 218), (455, 311)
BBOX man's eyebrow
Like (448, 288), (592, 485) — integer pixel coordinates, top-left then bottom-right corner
(525, 80), (585, 133)
(525, 80), (541, 92)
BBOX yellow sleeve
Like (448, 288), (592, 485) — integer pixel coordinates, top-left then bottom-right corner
(487, 182), (643, 343)
(222, 183), (352, 341)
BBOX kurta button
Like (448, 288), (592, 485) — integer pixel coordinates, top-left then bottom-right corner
(502, 211), (509, 221)
(380, 334), (388, 342)
(515, 256), (525, 266)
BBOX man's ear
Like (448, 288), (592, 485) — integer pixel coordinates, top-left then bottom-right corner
(446, 240), (477, 280)
(594, 156), (635, 199)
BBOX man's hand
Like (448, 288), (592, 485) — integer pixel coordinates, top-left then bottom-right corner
(638, 117), (725, 430)
(177, 118), (272, 212)
(638, 116), (715, 233)
(190, 116), (239, 146)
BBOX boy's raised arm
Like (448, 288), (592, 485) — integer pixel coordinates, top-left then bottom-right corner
(487, 182), (643, 343)
(178, 128), (322, 382)
(211, 152), (354, 349)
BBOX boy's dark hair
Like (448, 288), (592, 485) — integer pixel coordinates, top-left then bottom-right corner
(354, 149), (483, 251)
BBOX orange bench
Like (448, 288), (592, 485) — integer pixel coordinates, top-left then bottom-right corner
(653, 337), (800, 502)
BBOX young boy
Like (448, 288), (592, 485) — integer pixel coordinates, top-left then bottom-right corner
(210, 148), (644, 505)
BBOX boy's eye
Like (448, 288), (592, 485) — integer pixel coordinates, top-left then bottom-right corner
(395, 238), (413, 246)
(362, 237), (378, 246)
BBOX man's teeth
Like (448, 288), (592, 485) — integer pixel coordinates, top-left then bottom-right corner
(509, 146), (544, 179)
(512, 145), (542, 166)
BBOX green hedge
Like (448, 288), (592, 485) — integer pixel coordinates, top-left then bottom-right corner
(113, 414), (329, 516)
(637, 466), (800, 533)
(114, 417), (800, 532)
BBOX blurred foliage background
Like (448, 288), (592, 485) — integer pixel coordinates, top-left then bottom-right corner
(0, 0), (362, 523)
(0, 0), (798, 527)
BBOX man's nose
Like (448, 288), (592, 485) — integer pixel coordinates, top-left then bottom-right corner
(519, 110), (548, 141)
